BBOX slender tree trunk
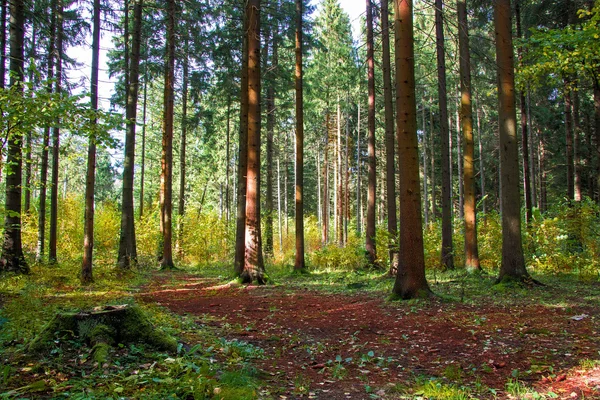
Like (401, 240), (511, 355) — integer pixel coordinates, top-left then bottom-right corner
(573, 88), (582, 202)
(456, 107), (464, 220)
(160, 0), (176, 269)
(430, 110), (437, 220)
(36, 2), (57, 261)
(234, 0), (250, 276)
(392, 0), (431, 299)
(435, 0), (454, 270)
(317, 148), (321, 227)
(527, 91), (538, 208)
(594, 75), (600, 203)
(225, 94), (231, 221)
(294, 0), (305, 270)
(81, 0), (101, 284)
(336, 101), (343, 246)
(564, 83), (575, 201)
(277, 157), (283, 250)
(344, 110), (350, 243)
(139, 62), (148, 219)
(494, 0), (534, 284)
(23, 24), (36, 214)
(356, 103), (361, 236)
(382, 0), (398, 273)
(458, 0), (480, 272)
(515, 0), (532, 222)
(423, 106), (429, 227)
(242, 0), (265, 283)
(322, 114), (329, 244)
(0, 0), (27, 273)
(117, 0), (143, 269)
(49, 0), (63, 264)
(177, 47), (189, 258)
(476, 101), (486, 217)
(265, 21), (277, 258)
(366, 0), (377, 267)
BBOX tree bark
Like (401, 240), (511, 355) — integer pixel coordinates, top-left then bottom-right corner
(322, 113), (329, 245)
(264, 17), (276, 258)
(160, 0), (176, 270)
(117, 0), (143, 269)
(36, 1), (57, 262)
(176, 44), (189, 258)
(1, 0), (28, 273)
(0, 0), (6, 90)
(494, 0), (533, 284)
(294, 0), (305, 271)
(458, 0), (480, 272)
(422, 106), (429, 227)
(234, 0), (250, 276)
(382, 0), (398, 274)
(49, 0), (64, 264)
(356, 103), (361, 236)
(564, 83), (575, 201)
(435, 0), (454, 271)
(392, 0), (431, 299)
(81, 0), (101, 284)
(242, 0), (265, 284)
(139, 60), (148, 219)
(515, 0), (532, 221)
(366, 0), (377, 267)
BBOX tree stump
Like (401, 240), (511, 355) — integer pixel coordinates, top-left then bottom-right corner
(28, 304), (178, 361)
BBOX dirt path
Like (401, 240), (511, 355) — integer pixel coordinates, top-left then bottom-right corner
(139, 277), (600, 399)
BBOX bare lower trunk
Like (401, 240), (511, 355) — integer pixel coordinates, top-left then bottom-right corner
(366, 0), (377, 267)
(294, 0), (305, 270)
(82, 0), (101, 284)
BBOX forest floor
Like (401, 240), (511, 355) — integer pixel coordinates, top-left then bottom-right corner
(137, 271), (600, 399)
(2, 268), (599, 399)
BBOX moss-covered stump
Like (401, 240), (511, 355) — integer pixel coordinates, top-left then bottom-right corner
(28, 304), (178, 356)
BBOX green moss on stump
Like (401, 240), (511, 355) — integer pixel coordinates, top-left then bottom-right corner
(28, 304), (178, 354)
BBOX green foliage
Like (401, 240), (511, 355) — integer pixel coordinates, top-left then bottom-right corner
(310, 235), (367, 271)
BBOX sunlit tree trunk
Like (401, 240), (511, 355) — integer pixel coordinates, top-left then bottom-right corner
(264, 25), (276, 258)
(356, 103), (361, 236)
(118, 0), (143, 269)
(458, 0), (480, 272)
(392, 0), (431, 299)
(422, 106), (429, 227)
(139, 60), (148, 219)
(177, 44), (189, 258)
(36, 1), (57, 261)
(0, 0), (28, 273)
(366, 0), (377, 267)
(81, 0), (101, 283)
(294, 0), (305, 270)
(242, 0), (266, 283)
(495, 0), (534, 284)
(234, 0), (250, 276)
(573, 88), (582, 202)
(160, 0), (176, 270)
(435, 0), (454, 271)
(49, 0), (63, 264)
(564, 83), (575, 201)
(322, 114), (329, 244)
(382, 0), (398, 274)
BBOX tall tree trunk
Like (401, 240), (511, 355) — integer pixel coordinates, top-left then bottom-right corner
(365, 0), (377, 267)
(494, 0), (534, 284)
(336, 101), (343, 246)
(49, 0), (63, 264)
(382, 0), (398, 273)
(356, 103), (361, 236)
(322, 113), (329, 244)
(81, 0), (101, 283)
(117, 0), (143, 269)
(160, 0), (176, 269)
(458, 0), (480, 272)
(476, 100), (486, 217)
(594, 75), (600, 203)
(456, 107), (464, 220)
(23, 24), (36, 215)
(265, 19), (277, 258)
(430, 110), (437, 220)
(294, 0), (305, 270)
(527, 91), (538, 208)
(139, 60), (148, 219)
(422, 106), (429, 226)
(226, 94), (231, 222)
(435, 0), (454, 270)
(36, 1), (57, 261)
(177, 46), (189, 258)
(242, 0), (265, 283)
(234, 0), (250, 276)
(573, 88), (582, 202)
(0, 0), (27, 273)
(564, 83), (575, 201)
(515, 0), (532, 222)
(392, 0), (431, 299)
(277, 157), (283, 250)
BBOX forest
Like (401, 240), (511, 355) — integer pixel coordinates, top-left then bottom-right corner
(0, 0), (599, 398)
